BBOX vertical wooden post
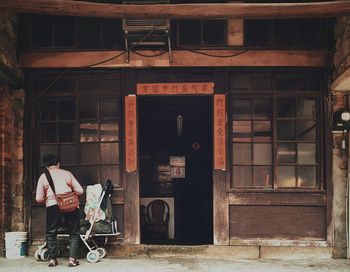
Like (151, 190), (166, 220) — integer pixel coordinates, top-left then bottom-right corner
(124, 95), (140, 244)
(213, 94), (229, 245)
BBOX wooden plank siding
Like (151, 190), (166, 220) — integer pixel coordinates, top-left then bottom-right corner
(228, 192), (326, 206)
(19, 50), (327, 69)
(229, 205), (327, 240)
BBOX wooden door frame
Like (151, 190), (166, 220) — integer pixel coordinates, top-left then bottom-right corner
(124, 83), (229, 245)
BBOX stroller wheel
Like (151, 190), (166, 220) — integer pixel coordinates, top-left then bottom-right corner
(34, 249), (40, 261)
(96, 247), (106, 258)
(86, 250), (99, 263)
(39, 248), (49, 261)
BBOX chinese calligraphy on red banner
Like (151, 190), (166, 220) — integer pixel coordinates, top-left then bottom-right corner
(125, 95), (137, 172)
(137, 82), (214, 95)
(214, 94), (226, 170)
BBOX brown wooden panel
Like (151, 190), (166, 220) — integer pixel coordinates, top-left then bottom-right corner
(19, 50), (327, 68)
(31, 206), (46, 240)
(125, 95), (137, 172)
(137, 82), (213, 95)
(213, 170), (229, 245)
(124, 171), (139, 244)
(214, 94), (226, 170)
(229, 205), (326, 239)
(228, 192), (326, 206)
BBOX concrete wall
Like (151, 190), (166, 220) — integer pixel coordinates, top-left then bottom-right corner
(332, 16), (350, 258)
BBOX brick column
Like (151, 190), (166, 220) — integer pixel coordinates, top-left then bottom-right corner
(0, 85), (14, 256)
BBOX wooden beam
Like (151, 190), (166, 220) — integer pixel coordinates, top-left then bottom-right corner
(1, 0), (350, 19)
(19, 50), (327, 68)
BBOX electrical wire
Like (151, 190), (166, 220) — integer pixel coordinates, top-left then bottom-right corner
(31, 27), (162, 101)
(31, 27), (247, 101)
(187, 49), (247, 58)
(131, 50), (168, 57)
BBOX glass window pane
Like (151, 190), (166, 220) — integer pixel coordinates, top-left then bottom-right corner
(253, 166), (272, 187)
(80, 122), (98, 142)
(101, 122), (119, 142)
(31, 15), (53, 47)
(100, 99), (119, 119)
(253, 144), (272, 165)
(39, 145), (59, 166)
(277, 120), (295, 140)
(60, 145), (77, 165)
(101, 18), (123, 49)
(178, 20), (201, 45)
(297, 166), (316, 187)
(232, 166), (251, 187)
(297, 120), (316, 141)
(273, 19), (296, 46)
(297, 98), (316, 119)
(245, 19), (271, 47)
(79, 98), (97, 119)
(80, 144), (99, 164)
(233, 121), (251, 142)
(277, 98), (296, 118)
(277, 143), (296, 163)
(277, 166), (296, 187)
(253, 121), (271, 142)
(58, 100), (75, 120)
(59, 123), (75, 142)
(253, 99), (272, 119)
(203, 20), (226, 45)
(298, 143), (316, 164)
(232, 100), (251, 119)
(101, 165), (121, 187)
(101, 143), (119, 164)
(40, 101), (57, 121)
(77, 17), (101, 48)
(80, 166), (100, 186)
(78, 76), (99, 94)
(40, 123), (57, 143)
(232, 143), (251, 165)
(54, 16), (75, 47)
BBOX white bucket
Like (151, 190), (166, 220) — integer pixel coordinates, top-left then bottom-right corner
(5, 232), (28, 259)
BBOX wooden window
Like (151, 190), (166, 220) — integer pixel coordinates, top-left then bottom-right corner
(174, 0), (227, 47)
(231, 98), (273, 188)
(276, 97), (318, 188)
(244, 18), (330, 49)
(177, 20), (227, 46)
(230, 94), (320, 190)
(20, 14), (123, 51)
(35, 74), (122, 188)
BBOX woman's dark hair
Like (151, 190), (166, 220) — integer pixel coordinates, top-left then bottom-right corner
(43, 154), (60, 167)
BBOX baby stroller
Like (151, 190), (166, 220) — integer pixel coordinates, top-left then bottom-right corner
(80, 179), (120, 263)
(34, 179), (120, 263)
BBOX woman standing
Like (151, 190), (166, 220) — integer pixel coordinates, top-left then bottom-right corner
(36, 154), (83, 267)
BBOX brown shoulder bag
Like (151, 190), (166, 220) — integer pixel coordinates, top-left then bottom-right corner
(44, 169), (79, 213)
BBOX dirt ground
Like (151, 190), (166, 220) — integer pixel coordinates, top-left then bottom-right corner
(1, 256), (349, 272)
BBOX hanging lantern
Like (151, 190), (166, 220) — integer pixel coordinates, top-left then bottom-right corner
(177, 115), (183, 138)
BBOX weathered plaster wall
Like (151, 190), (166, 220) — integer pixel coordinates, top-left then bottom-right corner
(334, 16), (350, 80)
(332, 16), (350, 258)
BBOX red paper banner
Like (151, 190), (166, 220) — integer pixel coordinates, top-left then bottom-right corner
(125, 95), (137, 172)
(137, 82), (214, 95)
(214, 94), (226, 170)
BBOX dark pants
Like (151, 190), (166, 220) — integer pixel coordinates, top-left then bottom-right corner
(46, 205), (80, 259)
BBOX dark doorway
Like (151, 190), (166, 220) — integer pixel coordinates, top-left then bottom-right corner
(139, 96), (213, 245)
